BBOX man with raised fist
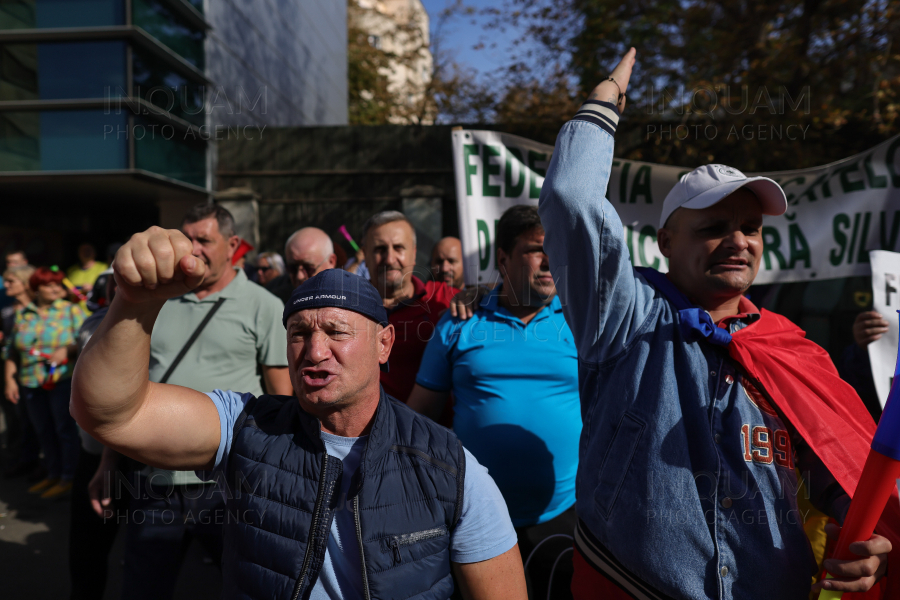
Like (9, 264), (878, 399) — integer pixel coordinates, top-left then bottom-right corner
(71, 225), (527, 600)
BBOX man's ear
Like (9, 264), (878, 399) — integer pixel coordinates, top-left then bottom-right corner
(327, 253), (337, 269)
(497, 248), (509, 277)
(362, 235), (373, 265)
(226, 235), (240, 260)
(377, 323), (395, 366)
(657, 228), (673, 259)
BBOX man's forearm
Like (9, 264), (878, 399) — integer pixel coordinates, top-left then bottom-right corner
(262, 366), (293, 396)
(540, 113), (633, 360)
(70, 227), (222, 470)
(70, 296), (165, 437)
(407, 384), (450, 422)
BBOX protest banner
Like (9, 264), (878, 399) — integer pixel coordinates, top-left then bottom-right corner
(868, 250), (900, 407)
(452, 129), (900, 287)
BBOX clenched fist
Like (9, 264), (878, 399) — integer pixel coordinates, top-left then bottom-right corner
(113, 227), (207, 304)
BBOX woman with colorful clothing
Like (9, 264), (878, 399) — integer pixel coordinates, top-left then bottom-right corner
(1, 264), (41, 478)
(3, 267), (85, 499)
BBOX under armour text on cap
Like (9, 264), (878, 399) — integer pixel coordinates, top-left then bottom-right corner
(658, 164), (787, 229)
(282, 268), (389, 328)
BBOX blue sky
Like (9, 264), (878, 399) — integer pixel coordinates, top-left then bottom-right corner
(420, 0), (534, 79)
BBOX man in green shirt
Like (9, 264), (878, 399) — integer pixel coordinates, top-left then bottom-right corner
(111, 203), (293, 600)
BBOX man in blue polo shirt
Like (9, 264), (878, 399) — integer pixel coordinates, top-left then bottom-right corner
(408, 205), (580, 600)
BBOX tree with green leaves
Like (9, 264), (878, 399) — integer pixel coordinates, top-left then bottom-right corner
(468, 0), (900, 169)
(348, 0), (437, 125)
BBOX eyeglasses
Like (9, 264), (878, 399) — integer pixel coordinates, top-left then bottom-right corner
(257, 265), (273, 272)
(286, 258), (327, 277)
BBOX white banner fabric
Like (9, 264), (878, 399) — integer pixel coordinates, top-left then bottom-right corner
(452, 129), (900, 287)
(868, 250), (900, 407)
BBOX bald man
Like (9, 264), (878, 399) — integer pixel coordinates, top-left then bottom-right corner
(430, 237), (465, 290)
(285, 227), (337, 287)
(265, 227), (338, 303)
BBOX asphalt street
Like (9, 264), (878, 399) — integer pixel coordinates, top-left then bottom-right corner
(0, 464), (222, 599)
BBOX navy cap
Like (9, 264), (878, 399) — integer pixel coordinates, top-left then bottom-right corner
(283, 269), (389, 328)
(283, 269), (390, 372)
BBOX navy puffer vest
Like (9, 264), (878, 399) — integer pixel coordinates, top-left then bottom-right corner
(221, 388), (465, 600)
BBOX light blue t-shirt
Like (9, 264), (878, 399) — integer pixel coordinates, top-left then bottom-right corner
(200, 390), (518, 598)
(415, 287), (581, 527)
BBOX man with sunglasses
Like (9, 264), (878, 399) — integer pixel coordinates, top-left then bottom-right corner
(265, 227), (338, 304)
(255, 252), (285, 287)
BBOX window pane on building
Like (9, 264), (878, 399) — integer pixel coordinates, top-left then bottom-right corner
(38, 41), (126, 98)
(0, 41), (126, 100)
(133, 116), (205, 186)
(132, 0), (204, 70)
(0, 43), (37, 100)
(132, 47), (205, 126)
(0, 0), (125, 29)
(0, 109), (127, 171)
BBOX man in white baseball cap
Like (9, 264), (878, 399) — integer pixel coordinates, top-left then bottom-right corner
(655, 164), (787, 316)
(538, 47), (895, 600)
(658, 164), (787, 229)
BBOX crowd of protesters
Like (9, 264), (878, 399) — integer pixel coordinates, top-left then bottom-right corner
(3, 49), (899, 600)
(3, 199), (897, 600)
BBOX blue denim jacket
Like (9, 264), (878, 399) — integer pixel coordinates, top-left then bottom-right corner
(539, 116), (819, 599)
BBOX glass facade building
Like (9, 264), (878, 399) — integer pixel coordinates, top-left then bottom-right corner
(0, 0), (209, 188)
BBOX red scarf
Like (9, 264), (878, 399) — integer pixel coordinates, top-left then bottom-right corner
(729, 309), (900, 600)
(573, 305), (899, 599)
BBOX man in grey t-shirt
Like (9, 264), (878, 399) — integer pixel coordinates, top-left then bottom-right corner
(115, 203), (293, 600)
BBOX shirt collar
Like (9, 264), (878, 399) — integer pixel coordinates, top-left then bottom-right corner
(479, 285), (562, 322)
(182, 267), (245, 302)
(717, 295), (761, 329)
(388, 275), (428, 313)
(24, 298), (66, 313)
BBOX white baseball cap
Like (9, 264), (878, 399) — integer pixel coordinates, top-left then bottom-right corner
(658, 164), (787, 229)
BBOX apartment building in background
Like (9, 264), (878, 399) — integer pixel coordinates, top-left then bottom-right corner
(352, 0), (433, 124)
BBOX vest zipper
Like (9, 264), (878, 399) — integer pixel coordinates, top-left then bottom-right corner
(391, 538), (402, 563)
(354, 495), (372, 600)
(291, 454), (330, 600)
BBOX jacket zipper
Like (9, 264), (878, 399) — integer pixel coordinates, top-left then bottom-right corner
(290, 454), (330, 600)
(354, 495), (372, 600)
(388, 526), (448, 564)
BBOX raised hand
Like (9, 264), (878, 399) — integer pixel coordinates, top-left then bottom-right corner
(589, 47), (636, 112)
(113, 226), (207, 304)
(853, 311), (889, 348)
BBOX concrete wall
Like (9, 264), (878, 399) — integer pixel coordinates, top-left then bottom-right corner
(205, 0), (348, 127)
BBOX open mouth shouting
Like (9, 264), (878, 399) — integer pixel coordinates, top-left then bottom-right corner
(300, 367), (337, 388)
